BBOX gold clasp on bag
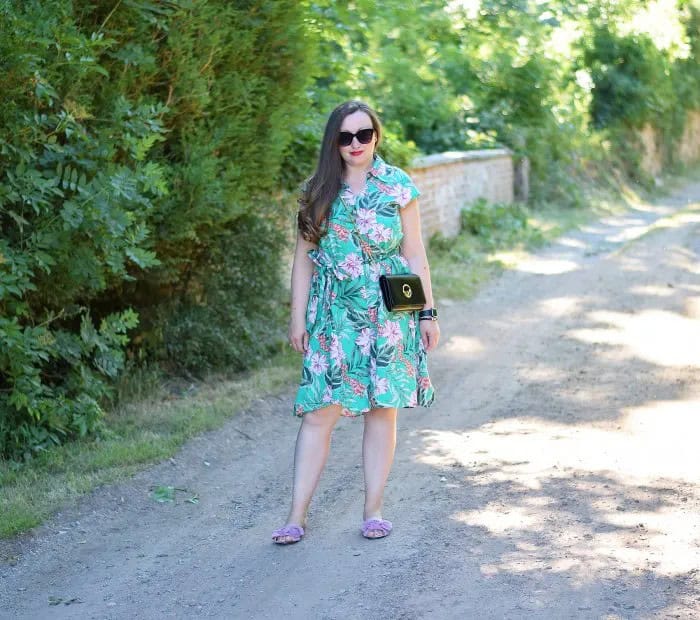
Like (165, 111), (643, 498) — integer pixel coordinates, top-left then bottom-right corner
(402, 283), (413, 298)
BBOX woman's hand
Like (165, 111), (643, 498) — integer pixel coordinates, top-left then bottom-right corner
(288, 317), (309, 353)
(419, 320), (440, 352)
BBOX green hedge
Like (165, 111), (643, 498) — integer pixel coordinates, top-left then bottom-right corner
(0, 0), (313, 459)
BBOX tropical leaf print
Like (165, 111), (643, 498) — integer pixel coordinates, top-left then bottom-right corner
(293, 155), (434, 417)
(375, 202), (398, 218)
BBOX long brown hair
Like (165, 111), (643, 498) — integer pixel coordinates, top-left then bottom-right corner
(298, 100), (383, 243)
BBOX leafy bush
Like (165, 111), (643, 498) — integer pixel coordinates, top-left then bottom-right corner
(460, 198), (543, 249)
(0, 2), (166, 459)
(584, 27), (677, 130)
(162, 214), (287, 374)
(116, 0), (313, 372)
(581, 16), (700, 175)
(0, 0), (313, 459)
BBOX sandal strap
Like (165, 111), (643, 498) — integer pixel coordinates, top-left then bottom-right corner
(272, 524), (304, 539)
(362, 518), (393, 536)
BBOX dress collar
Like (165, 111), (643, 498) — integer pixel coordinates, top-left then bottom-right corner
(368, 153), (387, 178)
(342, 154), (387, 188)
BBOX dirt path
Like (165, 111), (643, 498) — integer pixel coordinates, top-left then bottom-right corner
(2, 183), (700, 620)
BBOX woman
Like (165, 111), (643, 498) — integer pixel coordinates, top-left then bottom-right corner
(273, 100), (439, 544)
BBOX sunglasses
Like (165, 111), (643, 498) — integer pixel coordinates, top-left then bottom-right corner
(338, 128), (375, 147)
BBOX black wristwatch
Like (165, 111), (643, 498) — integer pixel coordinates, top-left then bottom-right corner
(418, 308), (438, 321)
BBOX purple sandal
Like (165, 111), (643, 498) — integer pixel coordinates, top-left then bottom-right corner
(361, 518), (393, 539)
(272, 524), (304, 545)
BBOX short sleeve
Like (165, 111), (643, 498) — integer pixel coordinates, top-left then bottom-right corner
(395, 168), (421, 208)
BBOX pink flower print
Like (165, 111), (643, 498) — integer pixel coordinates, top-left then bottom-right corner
(338, 253), (363, 278)
(355, 208), (376, 234)
(322, 385), (333, 403)
(379, 320), (402, 346)
(369, 263), (381, 282)
(373, 179), (413, 205)
(309, 352), (329, 375)
(419, 376), (432, 390)
(407, 391), (418, 407)
(355, 327), (375, 355)
(294, 404), (304, 416)
(317, 333), (330, 352)
(308, 296), (318, 324)
(397, 185), (412, 206)
(374, 376), (389, 395)
(350, 378), (366, 396)
(398, 255), (409, 268)
(408, 316), (416, 330)
(369, 225), (392, 244)
(330, 222), (350, 240)
(373, 179), (399, 197)
(330, 334), (345, 363)
(370, 358), (378, 382)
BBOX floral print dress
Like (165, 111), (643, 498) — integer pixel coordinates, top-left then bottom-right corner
(293, 154), (435, 417)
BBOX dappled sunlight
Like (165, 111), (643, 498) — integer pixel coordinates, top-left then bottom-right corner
(604, 224), (662, 244)
(553, 236), (589, 250)
(616, 256), (652, 272)
(685, 297), (700, 319)
(518, 364), (569, 383)
(463, 496), (700, 581)
(537, 296), (584, 317)
(670, 247), (700, 276)
(654, 207), (700, 227)
(416, 394), (700, 581)
(622, 202), (677, 215)
(632, 207), (700, 241)
(624, 0), (690, 55)
(492, 250), (581, 275)
(442, 335), (486, 357)
(569, 309), (700, 367)
(418, 395), (700, 486)
(456, 487), (700, 580)
(628, 284), (676, 298)
(566, 384), (618, 406)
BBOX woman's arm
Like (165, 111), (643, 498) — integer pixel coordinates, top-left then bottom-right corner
(289, 231), (317, 353)
(400, 199), (440, 352)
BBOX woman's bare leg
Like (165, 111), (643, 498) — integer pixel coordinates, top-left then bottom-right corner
(362, 407), (398, 536)
(274, 405), (342, 543)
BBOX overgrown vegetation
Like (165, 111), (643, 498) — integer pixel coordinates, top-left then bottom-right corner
(0, 348), (300, 539)
(430, 198), (569, 300)
(2, 0), (700, 460)
(0, 1), (312, 459)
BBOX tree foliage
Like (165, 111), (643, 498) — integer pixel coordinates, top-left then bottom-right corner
(0, 0), (313, 459)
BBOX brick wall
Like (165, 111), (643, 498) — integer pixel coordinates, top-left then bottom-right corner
(408, 149), (514, 239)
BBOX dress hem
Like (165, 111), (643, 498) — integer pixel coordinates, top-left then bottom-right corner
(293, 396), (435, 418)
